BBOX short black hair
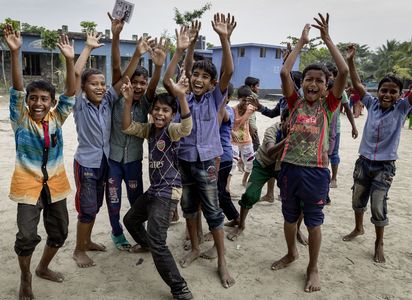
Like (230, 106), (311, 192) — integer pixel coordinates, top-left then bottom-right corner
(26, 80), (56, 101)
(302, 63), (330, 84)
(131, 66), (149, 80)
(81, 68), (104, 86)
(325, 62), (338, 78)
(378, 75), (403, 93)
(244, 76), (260, 87)
(290, 71), (302, 90)
(192, 60), (217, 81)
(151, 93), (178, 113)
(237, 85), (253, 99)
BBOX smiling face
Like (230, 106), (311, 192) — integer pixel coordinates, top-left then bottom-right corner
(82, 74), (106, 105)
(302, 70), (328, 103)
(150, 100), (175, 129)
(26, 89), (53, 122)
(378, 82), (400, 109)
(190, 68), (214, 98)
(131, 74), (148, 101)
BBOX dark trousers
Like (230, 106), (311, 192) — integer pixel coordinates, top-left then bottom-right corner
(123, 194), (188, 297)
(218, 160), (239, 220)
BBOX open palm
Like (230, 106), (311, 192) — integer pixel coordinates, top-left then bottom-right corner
(3, 24), (22, 51)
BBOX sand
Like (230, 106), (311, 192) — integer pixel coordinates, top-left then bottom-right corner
(0, 97), (411, 300)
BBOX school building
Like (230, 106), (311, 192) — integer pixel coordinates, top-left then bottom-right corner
(0, 28), (299, 98)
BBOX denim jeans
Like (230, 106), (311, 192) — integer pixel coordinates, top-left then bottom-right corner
(123, 194), (190, 299)
(106, 159), (143, 236)
(352, 156), (396, 226)
(218, 160), (239, 221)
(179, 159), (224, 230)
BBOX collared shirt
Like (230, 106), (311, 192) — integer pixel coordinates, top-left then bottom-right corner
(109, 94), (150, 163)
(73, 87), (118, 168)
(9, 88), (74, 205)
(178, 87), (226, 162)
(219, 105), (234, 162)
(359, 93), (411, 161)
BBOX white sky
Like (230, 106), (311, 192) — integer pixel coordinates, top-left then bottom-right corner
(2, 0), (412, 51)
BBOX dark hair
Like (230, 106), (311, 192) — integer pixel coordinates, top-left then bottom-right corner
(290, 71), (302, 90)
(281, 108), (290, 121)
(26, 80), (55, 101)
(131, 66), (149, 80)
(237, 85), (253, 99)
(81, 68), (104, 86)
(302, 63), (330, 84)
(227, 82), (234, 98)
(151, 93), (178, 113)
(378, 75), (403, 92)
(325, 62), (338, 78)
(244, 76), (260, 87)
(192, 60), (217, 81)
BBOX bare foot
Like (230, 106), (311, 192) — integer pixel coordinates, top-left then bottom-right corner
(218, 263), (235, 288)
(330, 179), (337, 188)
(73, 249), (96, 268)
(85, 241), (106, 251)
(260, 194), (275, 203)
(304, 267), (321, 293)
(374, 240), (385, 263)
(200, 245), (218, 259)
(227, 227), (244, 241)
(19, 273), (34, 300)
(203, 232), (213, 242)
(271, 252), (299, 270)
(342, 228), (365, 241)
(180, 249), (200, 268)
(129, 244), (150, 253)
(296, 229), (308, 246)
(224, 219), (239, 227)
(35, 267), (64, 282)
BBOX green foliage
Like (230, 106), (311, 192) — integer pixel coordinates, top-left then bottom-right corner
(21, 23), (46, 34)
(0, 18), (20, 32)
(173, 2), (212, 25)
(41, 29), (59, 51)
(160, 30), (176, 58)
(206, 42), (214, 49)
(80, 21), (97, 32)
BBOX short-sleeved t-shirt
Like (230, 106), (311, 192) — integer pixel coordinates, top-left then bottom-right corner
(255, 122), (285, 170)
(231, 106), (253, 145)
(220, 105), (234, 162)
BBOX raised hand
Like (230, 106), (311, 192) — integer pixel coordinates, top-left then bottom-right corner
(57, 34), (75, 59)
(282, 42), (292, 62)
(226, 13), (237, 40)
(346, 43), (356, 61)
(175, 26), (190, 51)
(3, 24), (22, 52)
(211, 13), (228, 37)
(120, 76), (134, 102)
(300, 24), (311, 44)
(136, 35), (154, 56)
(188, 20), (201, 45)
(107, 12), (124, 36)
(169, 70), (189, 96)
(312, 13), (330, 41)
(150, 37), (167, 67)
(85, 30), (104, 50)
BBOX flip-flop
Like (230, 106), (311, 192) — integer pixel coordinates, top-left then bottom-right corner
(111, 233), (131, 251)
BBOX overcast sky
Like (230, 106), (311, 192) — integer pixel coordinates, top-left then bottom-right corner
(2, 0), (412, 51)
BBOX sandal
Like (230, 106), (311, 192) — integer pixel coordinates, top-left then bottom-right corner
(111, 233), (131, 251)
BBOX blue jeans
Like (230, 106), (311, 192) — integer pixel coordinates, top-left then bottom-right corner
(123, 194), (191, 299)
(352, 156), (396, 227)
(179, 159), (224, 230)
(329, 132), (341, 165)
(106, 159), (143, 236)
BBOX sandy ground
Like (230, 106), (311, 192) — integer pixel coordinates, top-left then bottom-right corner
(0, 96), (411, 300)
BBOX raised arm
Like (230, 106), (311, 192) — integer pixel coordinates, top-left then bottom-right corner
(162, 26), (190, 96)
(281, 24), (310, 98)
(121, 76), (134, 130)
(183, 20), (201, 78)
(147, 37), (167, 100)
(108, 12), (125, 85)
(212, 13), (234, 93)
(56, 34), (75, 96)
(74, 31), (104, 93)
(3, 24), (24, 91)
(346, 44), (366, 98)
(312, 13), (348, 99)
(169, 70), (190, 117)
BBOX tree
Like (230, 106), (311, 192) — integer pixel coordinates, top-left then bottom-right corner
(41, 29), (59, 84)
(21, 23), (45, 34)
(80, 21), (97, 32)
(0, 18), (20, 90)
(173, 2), (212, 26)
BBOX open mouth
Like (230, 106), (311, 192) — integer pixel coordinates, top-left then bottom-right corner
(307, 88), (318, 95)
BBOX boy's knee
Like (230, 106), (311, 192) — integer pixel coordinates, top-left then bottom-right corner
(15, 231), (41, 256)
(78, 213), (96, 224)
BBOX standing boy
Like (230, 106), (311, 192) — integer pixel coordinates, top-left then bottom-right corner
(4, 24), (75, 300)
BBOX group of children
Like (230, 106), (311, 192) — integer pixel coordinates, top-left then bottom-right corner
(4, 10), (412, 300)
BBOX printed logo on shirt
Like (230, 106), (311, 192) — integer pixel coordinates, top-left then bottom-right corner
(128, 180), (138, 189)
(157, 140), (166, 152)
(149, 161), (164, 169)
(296, 115), (317, 125)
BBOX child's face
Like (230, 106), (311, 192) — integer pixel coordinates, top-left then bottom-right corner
(190, 68), (214, 97)
(378, 82), (400, 109)
(150, 101), (175, 129)
(82, 74), (106, 105)
(302, 70), (327, 103)
(26, 88), (53, 122)
(131, 75), (148, 101)
(251, 83), (260, 94)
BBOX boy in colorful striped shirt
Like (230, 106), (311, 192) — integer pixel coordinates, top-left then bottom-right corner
(4, 24), (75, 300)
